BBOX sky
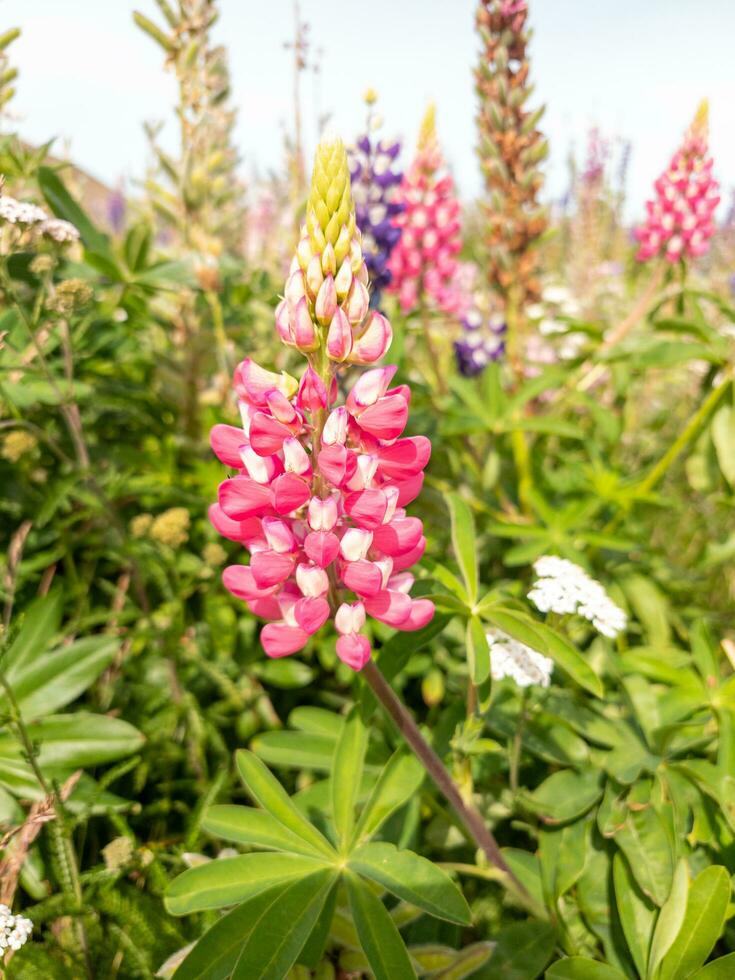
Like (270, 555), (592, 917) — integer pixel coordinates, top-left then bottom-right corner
(2, 0), (734, 219)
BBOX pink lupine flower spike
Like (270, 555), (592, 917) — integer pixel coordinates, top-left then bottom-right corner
(210, 140), (434, 672)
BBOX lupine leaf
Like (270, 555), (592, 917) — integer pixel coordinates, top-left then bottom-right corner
(331, 707), (368, 846)
(346, 872), (417, 980)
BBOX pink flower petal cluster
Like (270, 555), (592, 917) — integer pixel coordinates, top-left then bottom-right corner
(635, 104), (720, 263)
(387, 108), (463, 315)
(210, 359), (434, 671)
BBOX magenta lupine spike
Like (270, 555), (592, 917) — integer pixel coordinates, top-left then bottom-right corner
(386, 106), (463, 315)
(210, 140), (434, 672)
(635, 101), (720, 264)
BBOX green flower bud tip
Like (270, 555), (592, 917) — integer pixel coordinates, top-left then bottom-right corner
(306, 139), (356, 253)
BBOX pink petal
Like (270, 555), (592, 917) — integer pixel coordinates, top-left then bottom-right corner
(223, 565), (277, 602)
(208, 504), (262, 544)
(343, 489), (388, 530)
(396, 598), (435, 631)
(395, 472), (425, 507)
(364, 589), (412, 626)
(261, 517), (297, 553)
(391, 536), (427, 572)
(346, 366), (397, 412)
(210, 424), (247, 468)
(296, 366), (328, 413)
(250, 550), (296, 588)
(249, 412), (293, 456)
(318, 445), (357, 488)
(218, 477), (273, 520)
(261, 623), (310, 658)
(304, 530), (340, 567)
(371, 517), (424, 556)
(356, 394), (408, 441)
(336, 633), (372, 671)
(234, 359), (289, 407)
(349, 311), (392, 365)
(248, 596), (282, 620)
(293, 596), (330, 634)
(341, 559), (384, 597)
(326, 307), (353, 362)
(378, 437), (431, 480)
(272, 473), (311, 514)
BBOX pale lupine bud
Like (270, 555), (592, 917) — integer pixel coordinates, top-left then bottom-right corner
(635, 101), (719, 264)
(210, 141), (433, 672)
(272, 137), (391, 366)
(387, 105), (464, 315)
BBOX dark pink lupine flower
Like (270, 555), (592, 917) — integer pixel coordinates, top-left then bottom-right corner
(209, 140), (434, 671)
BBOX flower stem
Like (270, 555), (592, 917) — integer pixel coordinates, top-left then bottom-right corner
(361, 659), (535, 910)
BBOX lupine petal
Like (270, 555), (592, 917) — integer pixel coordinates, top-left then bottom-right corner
(249, 412), (293, 456)
(261, 623), (310, 658)
(341, 559), (384, 597)
(396, 598), (435, 631)
(219, 477), (273, 520)
(394, 472), (425, 506)
(318, 445), (358, 487)
(304, 530), (340, 567)
(208, 503), (262, 544)
(356, 394), (408, 441)
(377, 436), (431, 479)
(223, 565), (278, 601)
(336, 633), (371, 670)
(272, 473), (311, 514)
(364, 589), (412, 626)
(293, 596), (330, 634)
(250, 550), (296, 588)
(210, 424), (247, 468)
(391, 536), (427, 571)
(343, 488), (388, 529)
(371, 517), (423, 556)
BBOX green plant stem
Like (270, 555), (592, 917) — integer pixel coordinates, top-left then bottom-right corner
(361, 659), (534, 910)
(0, 669), (92, 977)
(509, 688), (528, 795)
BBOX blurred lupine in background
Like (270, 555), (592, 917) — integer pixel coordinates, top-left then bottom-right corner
(635, 100), (720, 264)
(453, 263), (508, 376)
(348, 90), (404, 307)
(475, 0), (548, 312)
(387, 105), (463, 316)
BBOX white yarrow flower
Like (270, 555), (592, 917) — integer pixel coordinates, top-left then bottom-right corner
(528, 555), (627, 638)
(487, 629), (554, 688)
(0, 195), (48, 225)
(40, 218), (80, 243)
(0, 904), (33, 954)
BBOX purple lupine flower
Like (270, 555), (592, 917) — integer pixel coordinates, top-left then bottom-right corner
(454, 307), (507, 376)
(349, 121), (404, 307)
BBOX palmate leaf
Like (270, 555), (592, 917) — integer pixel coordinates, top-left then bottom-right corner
(351, 750), (425, 846)
(467, 615), (490, 685)
(612, 852), (656, 979)
(1, 636), (119, 721)
(164, 851), (331, 916)
(235, 749), (335, 858)
(346, 872), (417, 980)
(231, 869), (337, 980)
(202, 805), (331, 859)
(647, 857), (689, 978)
(348, 841), (471, 926)
(332, 707), (368, 846)
(659, 866), (731, 980)
(445, 491), (479, 603)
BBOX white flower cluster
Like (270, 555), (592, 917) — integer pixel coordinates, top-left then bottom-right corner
(0, 196), (47, 224)
(0, 193), (80, 244)
(528, 555), (627, 639)
(40, 218), (80, 243)
(487, 629), (554, 688)
(0, 904), (32, 954)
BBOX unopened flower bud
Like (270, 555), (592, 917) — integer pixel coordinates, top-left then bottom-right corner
(321, 241), (337, 277)
(292, 296), (318, 351)
(326, 307), (353, 362)
(315, 275), (338, 326)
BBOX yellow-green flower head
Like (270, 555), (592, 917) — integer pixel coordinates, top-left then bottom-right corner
(305, 139), (357, 264)
(689, 99), (709, 141)
(417, 103), (438, 154)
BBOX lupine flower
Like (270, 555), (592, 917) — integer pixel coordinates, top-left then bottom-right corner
(475, 0), (548, 306)
(210, 139), (433, 671)
(528, 555), (627, 639)
(487, 629), (553, 687)
(348, 93), (403, 306)
(0, 905), (32, 954)
(635, 101), (720, 264)
(387, 105), (462, 315)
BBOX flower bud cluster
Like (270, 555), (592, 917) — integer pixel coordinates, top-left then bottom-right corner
(276, 139), (392, 365)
